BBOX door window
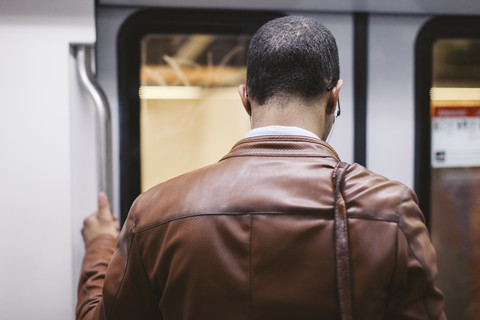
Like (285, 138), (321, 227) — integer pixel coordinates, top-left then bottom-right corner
(416, 18), (480, 319)
(140, 33), (250, 191)
(431, 39), (480, 319)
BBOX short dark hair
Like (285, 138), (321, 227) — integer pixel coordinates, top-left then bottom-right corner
(246, 16), (340, 105)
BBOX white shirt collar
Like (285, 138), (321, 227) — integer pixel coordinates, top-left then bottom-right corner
(244, 125), (320, 139)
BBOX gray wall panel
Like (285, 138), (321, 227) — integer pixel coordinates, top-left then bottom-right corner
(366, 15), (430, 188)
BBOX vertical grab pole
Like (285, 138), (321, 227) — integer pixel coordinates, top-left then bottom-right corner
(74, 44), (113, 206)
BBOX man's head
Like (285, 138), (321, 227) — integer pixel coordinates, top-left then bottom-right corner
(238, 16), (342, 140)
(246, 16), (340, 105)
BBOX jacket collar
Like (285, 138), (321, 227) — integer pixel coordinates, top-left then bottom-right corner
(220, 135), (341, 162)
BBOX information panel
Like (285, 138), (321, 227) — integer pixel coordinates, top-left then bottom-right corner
(431, 106), (480, 168)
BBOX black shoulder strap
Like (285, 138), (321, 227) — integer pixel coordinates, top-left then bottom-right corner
(333, 161), (352, 320)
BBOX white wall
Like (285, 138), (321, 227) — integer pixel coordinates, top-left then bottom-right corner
(0, 1), (95, 319)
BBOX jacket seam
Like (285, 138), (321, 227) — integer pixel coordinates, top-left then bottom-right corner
(398, 228), (434, 319)
(348, 214), (399, 223)
(395, 187), (434, 319)
(220, 153), (337, 161)
(249, 214), (253, 320)
(219, 136), (341, 161)
(107, 233), (135, 319)
(106, 200), (139, 319)
(233, 135), (325, 147)
(132, 211), (400, 234)
(231, 135), (339, 155)
(133, 211), (332, 234)
(137, 241), (163, 297)
(384, 225), (399, 314)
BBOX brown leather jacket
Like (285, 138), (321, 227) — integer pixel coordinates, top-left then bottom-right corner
(77, 136), (446, 320)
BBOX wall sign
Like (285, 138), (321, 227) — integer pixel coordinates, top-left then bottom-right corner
(431, 105), (480, 167)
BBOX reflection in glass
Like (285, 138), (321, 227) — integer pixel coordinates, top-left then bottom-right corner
(140, 34), (251, 191)
(430, 39), (480, 319)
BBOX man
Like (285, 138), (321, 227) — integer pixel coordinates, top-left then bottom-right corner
(77, 16), (446, 319)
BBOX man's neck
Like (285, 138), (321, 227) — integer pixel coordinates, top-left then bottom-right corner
(250, 95), (330, 140)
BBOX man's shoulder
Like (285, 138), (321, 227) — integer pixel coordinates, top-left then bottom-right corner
(127, 161), (231, 232)
(343, 163), (422, 223)
(344, 163), (408, 190)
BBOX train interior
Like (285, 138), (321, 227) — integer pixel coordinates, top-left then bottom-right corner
(1, 0), (479, 318)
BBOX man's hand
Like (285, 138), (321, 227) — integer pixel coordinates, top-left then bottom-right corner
(82, 192), (120, 247)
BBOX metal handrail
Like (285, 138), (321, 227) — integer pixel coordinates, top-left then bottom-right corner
(74, 44), (113, 204)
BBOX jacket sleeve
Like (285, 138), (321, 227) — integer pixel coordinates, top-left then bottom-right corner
(76, 234), (117, 319)
(76, 199), (162, 320)
(384, 187), (446, 320)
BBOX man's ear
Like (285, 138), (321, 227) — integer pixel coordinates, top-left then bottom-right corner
(238, 84), (252, 116)
(327, 79), (343, 115)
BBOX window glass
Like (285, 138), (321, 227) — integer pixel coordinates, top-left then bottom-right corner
(430, 39), (480, 319)
(139, 34), (250, 191)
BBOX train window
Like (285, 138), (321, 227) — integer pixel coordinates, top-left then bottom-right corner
(415, 17), (480, 319)
(139, 33), (250, 191)
(117, 10), (283, 222)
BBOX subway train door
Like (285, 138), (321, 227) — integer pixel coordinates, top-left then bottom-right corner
(415, 17), (480, 319)
(95, 7), (354, 224)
